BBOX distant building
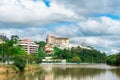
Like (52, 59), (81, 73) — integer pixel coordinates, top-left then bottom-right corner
(46, 35), (69, 47)
(44, 44), (54, 54)
(44, 35), (70, 54)
(0, 39), (4, 44)
(18, 39), (39, 54)
(46, 35), (69, 45)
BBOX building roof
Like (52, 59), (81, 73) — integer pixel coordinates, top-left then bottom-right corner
(55, 37), (69, 40)
(47, 34), (69, 40)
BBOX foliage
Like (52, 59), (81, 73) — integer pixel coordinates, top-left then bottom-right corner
(71, 56), (81, 63)
(13, 56), (26, 71)
(35, 41), (46, 63)
(0, 35), (8, 41)
(53, 46), (107, 63)
(106, 54), (116, 65)
(106, 53), (120, 66)
(25, 54), (36, 64)
(11, 35), (19, 44)
(116, 53), (120, 65)
(35, 41), (46, 48)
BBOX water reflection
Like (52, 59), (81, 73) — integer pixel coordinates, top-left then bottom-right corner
(1, 64), (120, 80)
(53, 67), (105, 80)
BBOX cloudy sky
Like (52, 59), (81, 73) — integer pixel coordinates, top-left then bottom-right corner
(0, 0), (120, 54)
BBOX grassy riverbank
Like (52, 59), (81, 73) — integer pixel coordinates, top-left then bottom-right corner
(0, 64), (42, 74)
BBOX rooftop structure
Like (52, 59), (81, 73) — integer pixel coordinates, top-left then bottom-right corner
(18, 39), (39, 54)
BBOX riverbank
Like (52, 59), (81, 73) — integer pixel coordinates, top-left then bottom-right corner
(0, 64), (42, 74)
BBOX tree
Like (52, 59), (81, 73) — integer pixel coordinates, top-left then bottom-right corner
(37, 48), (45, 62)
(116, 53), (120, 65)
(71, 56), (81, 63)
(13, 55), (26, 71)
(35, 41), (46, 48)
(11, 35), (19, 44)
(106, 54), (116, 65)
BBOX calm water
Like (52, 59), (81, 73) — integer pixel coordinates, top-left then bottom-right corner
(1, 64), (120, 80)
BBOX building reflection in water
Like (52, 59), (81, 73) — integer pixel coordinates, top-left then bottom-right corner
(1, 64), (120, 80)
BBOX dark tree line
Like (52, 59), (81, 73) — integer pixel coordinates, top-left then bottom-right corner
(106, 53), (120, 66)
(53, 46), (107, 63)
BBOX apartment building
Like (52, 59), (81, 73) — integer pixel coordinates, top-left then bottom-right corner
(18, 39), (39, 54)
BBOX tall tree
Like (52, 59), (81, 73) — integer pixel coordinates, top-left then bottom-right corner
(11, 35), (19, 44)
(35, 41), (46, 49)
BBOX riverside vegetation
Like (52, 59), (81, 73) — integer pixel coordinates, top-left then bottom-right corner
(0, 35), (120, 73)
(0, 35), (42, 73)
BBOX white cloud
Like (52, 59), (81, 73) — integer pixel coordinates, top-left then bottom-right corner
(0, 0), (120, 55)
(56, 0), (120, 16)
(0, 0), (77, 24)
(54, 25), (79, 37)
(78, 16), (120, 35)
(111, 49), (119, 54)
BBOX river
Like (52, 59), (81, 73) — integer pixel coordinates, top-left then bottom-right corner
(0, 64), (120, 80)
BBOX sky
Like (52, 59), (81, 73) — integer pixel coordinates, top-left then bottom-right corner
(0, 0), (120, 54)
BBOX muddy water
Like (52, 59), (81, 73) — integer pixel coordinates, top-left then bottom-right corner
(1, 64), (120, 80)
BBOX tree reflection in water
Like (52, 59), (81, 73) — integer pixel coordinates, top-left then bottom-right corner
(53, 67), (105, 80)
(110, 68), (120, 78)
(1, 64), (120, 80)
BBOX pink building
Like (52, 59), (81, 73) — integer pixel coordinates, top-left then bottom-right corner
(18, 39), (39, 54)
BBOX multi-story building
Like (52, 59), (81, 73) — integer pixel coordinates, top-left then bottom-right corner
(18, 39), (39, 54)
(46, 35), (69, 47)
(44, 35), (70, 54)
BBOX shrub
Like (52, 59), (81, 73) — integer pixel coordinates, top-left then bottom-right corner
(13, 57), (26, 71)
(71, 56), (81, 63)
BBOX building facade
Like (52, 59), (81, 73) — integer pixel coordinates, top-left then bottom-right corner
(44, 35), (70, 54)
(46, 35), (69, 46)
(44, 44), (54, 54)
(18, 39), (39, 54)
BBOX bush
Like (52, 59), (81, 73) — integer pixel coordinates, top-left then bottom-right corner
(13, 56), (26, 71)
(106, 55), (116, 66)
(71, 56), (81, 63)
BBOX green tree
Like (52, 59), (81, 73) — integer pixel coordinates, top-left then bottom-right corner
(35, 41), (46, 63)
(13, 55), (26, 71)
(53, 47), (62, 58)
(35, 41), (46, 48)
(106, 54), (116, 65)
(37, 48), (45, 62)
(115, 53), (120, 65)
(11, 35), (19, 44)
(71, 56), (81, 63)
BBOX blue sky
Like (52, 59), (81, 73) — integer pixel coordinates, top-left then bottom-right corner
(0, 0), (120, 54)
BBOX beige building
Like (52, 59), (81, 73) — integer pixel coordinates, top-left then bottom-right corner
(46, 35), (69, 46)
(44, 35), (70, 54)
(44, 44), (54, 54)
